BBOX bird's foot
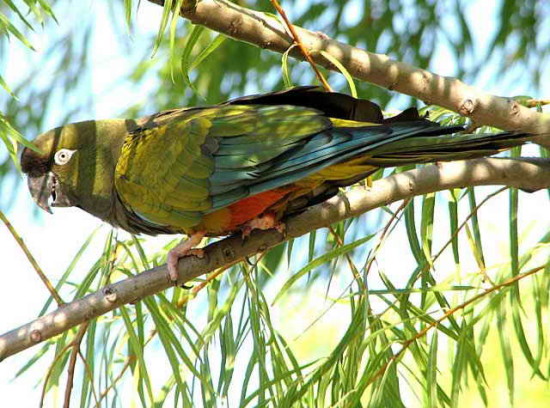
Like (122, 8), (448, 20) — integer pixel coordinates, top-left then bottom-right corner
(241, 212), (285, 239)
(167, 231), (206, 284)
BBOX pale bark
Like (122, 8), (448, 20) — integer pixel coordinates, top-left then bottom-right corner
(147, 0), (550, 147)
(1, 157), (549, 360)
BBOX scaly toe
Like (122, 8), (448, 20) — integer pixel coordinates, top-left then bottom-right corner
(167, 257), (179, 283)
(167, 248), (205, 283)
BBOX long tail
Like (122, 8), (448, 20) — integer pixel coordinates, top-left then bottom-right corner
(249, 121), (529, 196)
(226, 86), (530, 199)
(354, 123), (529, 166)
(230, 86), (529, 179)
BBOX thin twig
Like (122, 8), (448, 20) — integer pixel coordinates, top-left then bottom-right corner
(177, 263), (235, 307)
(95, 330), (155, 406)
(328, 225), (365, 292)
(431, 186), (508, 284)
(364, 263), (548, 387)
(77, 350), (99, 406)
(63, 321), (90, 408)
(157, 0), (550, 147)
(96, 258), (237, 404)
(269, 0), (332, 92)
(40, 343), (74, 408)
(296, 203), (409, 340)
(0, 210), (64, 306)
(524, 99), (550, 108)
(364, 199), (411, 277)
(95, 353), (136, 405)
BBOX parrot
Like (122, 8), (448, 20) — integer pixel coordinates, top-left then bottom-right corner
(21, 86), (530, 282)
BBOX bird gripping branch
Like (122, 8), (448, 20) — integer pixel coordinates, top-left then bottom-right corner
(21, 87), (530, 282)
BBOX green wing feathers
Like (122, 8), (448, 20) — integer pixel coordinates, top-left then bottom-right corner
(114, 87), (529, 233)
(114, 103), (330, 230)
(116, 115), (212, 229)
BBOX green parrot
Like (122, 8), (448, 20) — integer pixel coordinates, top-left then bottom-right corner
(21, 86), (529, 281)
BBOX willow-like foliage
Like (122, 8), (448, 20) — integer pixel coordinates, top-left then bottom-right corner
(1, 1), (549, 406)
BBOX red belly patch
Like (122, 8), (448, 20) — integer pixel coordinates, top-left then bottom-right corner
(226, 188), (293, 229)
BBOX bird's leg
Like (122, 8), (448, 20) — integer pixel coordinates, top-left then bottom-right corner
(241, 212), (286, 239)
(167, 231), (206, 283)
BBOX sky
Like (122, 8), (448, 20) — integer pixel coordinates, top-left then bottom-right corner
(0, 2), (170, 405)
(0, 0), (549, 406)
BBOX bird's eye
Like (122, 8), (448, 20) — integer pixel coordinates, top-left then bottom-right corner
(54, 149), (76, 165)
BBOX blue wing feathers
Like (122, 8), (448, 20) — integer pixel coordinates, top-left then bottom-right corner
(208, 121), (449, 212)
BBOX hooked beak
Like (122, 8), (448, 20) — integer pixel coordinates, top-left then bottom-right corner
(27, 172), (73, 214)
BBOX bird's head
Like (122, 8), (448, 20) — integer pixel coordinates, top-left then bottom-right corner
(21, 119), (131, 218)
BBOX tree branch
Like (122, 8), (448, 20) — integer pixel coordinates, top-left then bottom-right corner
(269, 0), (332, 92)
(0, 210), (64, 306)
(1, 157), (549, 360)
(147, 0), (550, 147)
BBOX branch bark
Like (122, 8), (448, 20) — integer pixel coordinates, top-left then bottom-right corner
(1, 157), (549, 360)
(147, 0), (550, 148)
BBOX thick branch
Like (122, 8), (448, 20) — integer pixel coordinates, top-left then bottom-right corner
(148, 0), (550, 147)
(1, 158), (549, 360)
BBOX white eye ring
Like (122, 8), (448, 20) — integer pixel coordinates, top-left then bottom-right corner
(54, 149), (76, 165)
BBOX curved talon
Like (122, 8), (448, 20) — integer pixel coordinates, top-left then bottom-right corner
(274, 222), (286, 235)
(241, 227), (253, 240)
(240, 212), (286, 239)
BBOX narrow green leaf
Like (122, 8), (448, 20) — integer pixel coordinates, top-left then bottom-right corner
(273, 234), (375, 304)
(467, 188), (486, 268)
(510, 300), (545, 379)
(281, 46), (294, 88)
(1, 114), (41, 151)
(420, 192), (435, 268)
(0, 74), (16, 98)
(497, 300), (515, 405)
(190, 34), (227, 70)
(14, 342), (52, 378)
(4, 0), (34, 30)
(319, 50), (357, 97)
(180, 24), (204, 93)
(426, 331), (438, 408)
(450, 325), (468, 408)
(153, 0), (174, 55)
(404, 199), (425, 266)
(120, 305), (155, 404)
(124, 0), (133, 28)
(448, 189), (461, 265)
(0, 13), (36, 50)
(509, 186), (519, 279)
(308, 230), (316, 262)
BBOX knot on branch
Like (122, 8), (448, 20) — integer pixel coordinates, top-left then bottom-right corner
(103, 286), (118, 303)
(509, 99), (521, 116)
(30, 330), (42, 343)
(228, 17), (244, 36)
(459, 98), (477, 116)
(222, 246), (235, 261)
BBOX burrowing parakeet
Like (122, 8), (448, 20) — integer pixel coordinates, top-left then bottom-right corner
(21, 87), (529, 281)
